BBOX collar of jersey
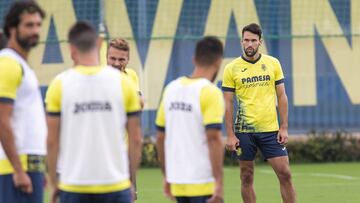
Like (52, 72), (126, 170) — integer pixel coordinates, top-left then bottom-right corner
(74, 65), (104, 75)
(241, 54), (262, 64)
(180, 76), (207, 85)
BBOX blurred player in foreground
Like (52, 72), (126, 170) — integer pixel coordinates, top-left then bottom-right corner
(156, 36), (225, 203)
(46, 21), (142, 203)
(0, 1), (46, 202)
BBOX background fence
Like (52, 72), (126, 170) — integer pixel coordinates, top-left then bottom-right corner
(1, 0), (359, 135)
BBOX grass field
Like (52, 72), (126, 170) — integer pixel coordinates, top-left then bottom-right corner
(45, 162), (360, 203)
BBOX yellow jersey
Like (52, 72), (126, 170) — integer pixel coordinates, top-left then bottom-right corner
(222, 54), (284, 133)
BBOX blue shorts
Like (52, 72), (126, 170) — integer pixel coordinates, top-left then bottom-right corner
(0, 172), (44, 203)
(234, 131), (288, 161)
(176, 195), (212, 203)
(59, 188), (132, 203)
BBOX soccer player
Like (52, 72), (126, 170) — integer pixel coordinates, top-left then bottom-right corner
(0, 1), (47, 203)
(222, 23), (296, 203)
(107, 38), (144, 108)
(156, 36), (225, 203)
(46, 21), (142, 203)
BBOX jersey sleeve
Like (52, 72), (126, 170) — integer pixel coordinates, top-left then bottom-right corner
(274, 58), (284, 85)
(200, 85), (225, 130)
(45, 78), (62, 115)
(155, 88), (166, 131)
(126, 68), (141, 94)
(0, 57), (23, 103)
(121, 73), (141, 116)
(221, 63), (235, 92)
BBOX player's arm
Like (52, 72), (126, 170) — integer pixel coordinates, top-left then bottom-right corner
(46, 115), (60, 187)
(201, 86), (225, 202)
(221, 64), (239, 151)
(0, 58), (32, 193)
(45, 78), (62, 196)
(154, 88), (166, 175)
(155, 90), (173, 200)
(276, 83), (289, 144)
(274, 59), (289, 144)
(122, 76), (142, 187)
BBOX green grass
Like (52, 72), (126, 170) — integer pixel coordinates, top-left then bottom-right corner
(44, 162), (360, 203)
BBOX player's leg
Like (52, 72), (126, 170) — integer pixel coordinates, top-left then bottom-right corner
(239, 161), (256, 203)
(95, 189), (132, 203)
(267, 157), (296, 203)
(27, 172), (45, 203)
(175, 196), (190, 203)
(175, 196), (212, 203)
(0, 172), (44, 203)
(59, 191), (92, 203)
(0, 173), (19, 203)
(235, 133), (257, 203)
(256, 132), (296, 203)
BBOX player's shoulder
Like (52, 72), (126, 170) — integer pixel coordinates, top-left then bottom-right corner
(201, 82), (222, 97)
(0, 56), (22, 70)
(226, 56), (243, 67)
(125, 68), (138, 76)
(261, 54), (280, 63)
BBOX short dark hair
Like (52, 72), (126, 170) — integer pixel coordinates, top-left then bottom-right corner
(194, 36), (223, 66)
(3, 1), (45, 38)
(0, 31), (7, 49)
(68, 21), (98, 53)
(242, 23), (262, 39)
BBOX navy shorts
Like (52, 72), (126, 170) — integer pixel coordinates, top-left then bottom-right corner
(234, 131), (288, 161)
(0, 172), (44, 203)
(59, 188), (132, 203)
(176, 195), (212, 203)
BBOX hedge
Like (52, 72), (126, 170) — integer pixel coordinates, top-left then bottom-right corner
(140, 132), (360, 167)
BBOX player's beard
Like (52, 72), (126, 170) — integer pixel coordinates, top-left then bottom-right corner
(16, 30), (39, 51)
(244, 46), (258, 57)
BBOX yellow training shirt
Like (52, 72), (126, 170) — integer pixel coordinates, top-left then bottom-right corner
(222, 54), (284, 133)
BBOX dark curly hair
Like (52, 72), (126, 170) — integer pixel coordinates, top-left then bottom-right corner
(3, 1), (45, 38)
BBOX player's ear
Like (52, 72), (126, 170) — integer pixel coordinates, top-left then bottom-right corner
(96, 37), (103, 50)
(259, 38), (263, 46)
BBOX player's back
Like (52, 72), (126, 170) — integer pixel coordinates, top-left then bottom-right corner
(162, 76), (214, 184)
(57, 66), (130, 186)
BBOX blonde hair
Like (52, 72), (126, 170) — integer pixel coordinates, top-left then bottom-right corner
(108, 38), (129, 52)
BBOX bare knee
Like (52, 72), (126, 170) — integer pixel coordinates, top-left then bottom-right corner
(240, 166), (254, 187)
(277, 169), (292, 184)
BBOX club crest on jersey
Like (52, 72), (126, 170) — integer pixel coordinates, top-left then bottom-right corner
(261, 64), (267, 71)
(74, 101), (112, 114)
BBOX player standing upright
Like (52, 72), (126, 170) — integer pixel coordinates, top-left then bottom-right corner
(222, 23), (296, 203)
(46, 21), (142, 203)
(0, 1), (46, 203)
(107, 38), (143, 108)
(156, 36), (225, 203)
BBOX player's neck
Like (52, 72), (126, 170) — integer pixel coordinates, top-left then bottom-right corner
(7, 40), (29, 60)
(76, 52), (100, 66)
(190, 66), (216, 82)
(243, 52), (261, 62)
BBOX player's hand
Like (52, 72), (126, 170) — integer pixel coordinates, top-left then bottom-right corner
(51, 187), (60, 203)
(130, 185), (137, 202)
(163, 179), (175, 201)
(225, 133), (239, 151)
(277, 128), (289, 144)
(207, 182), (223, 203)
(13, 171), (33, 193)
